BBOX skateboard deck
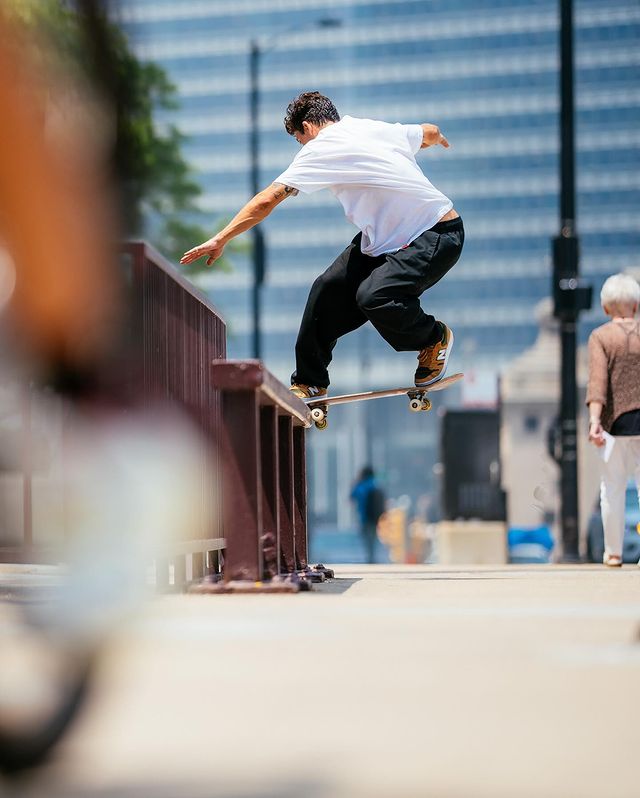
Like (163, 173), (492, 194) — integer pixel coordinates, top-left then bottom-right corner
(305, 372), (463, 429)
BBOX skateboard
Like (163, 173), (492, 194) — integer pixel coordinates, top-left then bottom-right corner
(305, 372), (463, 430)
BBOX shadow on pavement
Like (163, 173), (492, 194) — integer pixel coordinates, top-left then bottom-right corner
(5, 777), (333, 798)
(334, 569), (512, 580)
(314, 577), (361, 594)
(336, 568), (604, 579)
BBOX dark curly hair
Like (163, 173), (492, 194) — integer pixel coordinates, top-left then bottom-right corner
(283, 91), (340, 136)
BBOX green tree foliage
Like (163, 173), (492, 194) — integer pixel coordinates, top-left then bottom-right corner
(5, 0), (238, 271)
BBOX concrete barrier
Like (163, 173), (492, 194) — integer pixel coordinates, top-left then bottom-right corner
(437, 520), (508, 564)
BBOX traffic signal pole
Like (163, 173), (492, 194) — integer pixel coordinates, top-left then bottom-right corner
(552, 0), (592, 560)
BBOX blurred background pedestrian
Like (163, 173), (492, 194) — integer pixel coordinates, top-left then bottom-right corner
(350, 466), (386, 563)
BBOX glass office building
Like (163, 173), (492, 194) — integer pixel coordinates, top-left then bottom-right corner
(116, 0), (640, 527)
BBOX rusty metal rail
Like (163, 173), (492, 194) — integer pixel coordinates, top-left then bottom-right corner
(191, 360), (332, 594)
(123, 242), (227, 590)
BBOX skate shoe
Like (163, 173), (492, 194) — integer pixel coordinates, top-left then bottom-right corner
(290, 384), (328, 400)
(414, 323), (454, 387)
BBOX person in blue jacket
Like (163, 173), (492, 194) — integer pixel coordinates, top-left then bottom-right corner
(350, 466), (385, 563)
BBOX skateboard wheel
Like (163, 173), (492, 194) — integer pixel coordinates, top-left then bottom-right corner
(310, 407), (326, 423)
(315, 419), (328, 431)
(422, 398), (432, 412)
(409, 398), (422, 412)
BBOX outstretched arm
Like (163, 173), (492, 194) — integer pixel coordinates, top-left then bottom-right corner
(180, 182), (298, 266)
(420, 123), (449, 149)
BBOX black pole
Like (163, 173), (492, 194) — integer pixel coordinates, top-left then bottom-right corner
(555, 0), (579, 560)
(559, 0), (575, 228)
(552, 0), (590, 560)
(249, 41), (264, 360)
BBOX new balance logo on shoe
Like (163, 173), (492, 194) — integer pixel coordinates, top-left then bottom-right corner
(436, 348), (447, 362)
(290, 383), (328, 399)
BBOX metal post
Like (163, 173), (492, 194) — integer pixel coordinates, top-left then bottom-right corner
(552, 0), (584, 560)
(559, 0), (576, 228)
(249, 42), (264, 360)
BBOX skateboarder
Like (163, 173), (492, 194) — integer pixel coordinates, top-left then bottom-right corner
(181, 91), (464, 398)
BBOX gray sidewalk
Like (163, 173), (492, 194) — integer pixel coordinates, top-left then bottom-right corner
(5, 564), (640, 798)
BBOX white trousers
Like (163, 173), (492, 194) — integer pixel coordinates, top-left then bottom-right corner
(600, 436), (640, 557)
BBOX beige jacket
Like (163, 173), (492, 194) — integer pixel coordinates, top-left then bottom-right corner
(586, 319), (640, 432)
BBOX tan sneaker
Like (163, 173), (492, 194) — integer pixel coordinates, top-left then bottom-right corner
(414, 323), (454, 387)
(290, 384), (328, 400)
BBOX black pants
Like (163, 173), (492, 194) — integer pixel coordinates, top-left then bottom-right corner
(292, 216), (465, 388)
(361, 520), (377, 564)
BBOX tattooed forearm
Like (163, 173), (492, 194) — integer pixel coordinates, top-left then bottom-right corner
(272, 182), (299, 200)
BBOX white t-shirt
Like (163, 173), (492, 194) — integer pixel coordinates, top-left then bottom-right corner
(274, 115), (453, 256)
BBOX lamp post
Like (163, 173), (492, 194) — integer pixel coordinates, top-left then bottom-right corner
(551, 0), (592, 560)
(248, 18), (341, 360)
(248, 41), (264, 361)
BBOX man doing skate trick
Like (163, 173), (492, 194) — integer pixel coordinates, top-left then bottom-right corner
(181, 92), (464, 398)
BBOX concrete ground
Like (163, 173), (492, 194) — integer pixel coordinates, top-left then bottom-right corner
(3, 564), (640, 798)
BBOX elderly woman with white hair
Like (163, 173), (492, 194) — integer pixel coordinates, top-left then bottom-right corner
(586, 273), (640, 567)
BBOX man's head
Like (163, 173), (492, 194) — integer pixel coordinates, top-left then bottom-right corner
(284, 91), (340, 145)
(600, 273), (640, 318)
(359, 465), (375, 481)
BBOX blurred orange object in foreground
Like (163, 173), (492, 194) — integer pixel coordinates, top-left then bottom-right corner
(0, 9), (121, 377)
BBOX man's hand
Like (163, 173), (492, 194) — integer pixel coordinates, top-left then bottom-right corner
(180, 236), (225, 267)
(179, 183), (297, 269)
(420, 123), (450, 149)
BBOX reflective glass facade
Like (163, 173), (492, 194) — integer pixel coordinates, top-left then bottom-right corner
(116, 1), (640, 525)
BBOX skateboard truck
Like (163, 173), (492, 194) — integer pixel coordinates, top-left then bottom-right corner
(407, 390), (432, 413)
(310, 406), (328, 429)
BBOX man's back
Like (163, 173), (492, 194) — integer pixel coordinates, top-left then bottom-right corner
(275, 115), (453, 255)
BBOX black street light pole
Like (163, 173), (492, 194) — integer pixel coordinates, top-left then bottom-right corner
(249, 41), (265, 361)
(248, 18), (341, 361)
(552, 0), (592, 560)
